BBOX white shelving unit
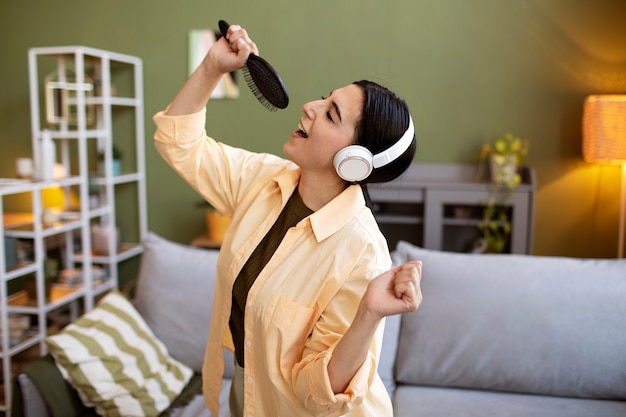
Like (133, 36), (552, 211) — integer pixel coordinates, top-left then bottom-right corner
(0, 46), (147, 413)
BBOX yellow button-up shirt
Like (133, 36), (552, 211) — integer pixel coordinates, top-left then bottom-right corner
(153, 108), (392, 417)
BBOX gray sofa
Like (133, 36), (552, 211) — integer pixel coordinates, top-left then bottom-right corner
(385, 241), (626, 417)
(13, 234), (626, 416)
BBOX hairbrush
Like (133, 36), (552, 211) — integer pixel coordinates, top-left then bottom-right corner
(219, 20), (289, 111)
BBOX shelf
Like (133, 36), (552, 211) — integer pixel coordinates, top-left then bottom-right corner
(7, 284), (84, 313)
(88, 205), (113, 218)
(50, 176), (83, 187)
(0, 179), (34, 195)
(91, 172), (142, 185)
(73, 242), (143, 264)
(83, 96), (140, 107)
(44, 129), (108, 140)
(4, 217), (83, 239)
(0, 177), (83, 197)
(442, 218), (481, 227)
(374, 214), (422, 225)
(28, 45), (142, 65)
(0, 330), (41, 357)
(190, 235), (222, 249)
(2, 263), (37, 283)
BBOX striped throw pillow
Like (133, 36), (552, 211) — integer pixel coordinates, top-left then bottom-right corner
(46, 290), (193, 417)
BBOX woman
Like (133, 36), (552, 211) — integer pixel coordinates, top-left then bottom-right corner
(153, 24), (422, 417)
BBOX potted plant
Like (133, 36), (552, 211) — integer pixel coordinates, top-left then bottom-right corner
(476, 196), (513, 253)
(475, 133), (529, 253)
(478, 133), (528, 187)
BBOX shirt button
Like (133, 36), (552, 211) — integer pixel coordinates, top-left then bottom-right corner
(246, 340), (252, 347)
(246, 376), (253, 383)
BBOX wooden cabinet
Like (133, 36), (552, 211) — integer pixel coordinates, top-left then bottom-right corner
(0, 46), (147, 414)
(368, 163), (535, 254)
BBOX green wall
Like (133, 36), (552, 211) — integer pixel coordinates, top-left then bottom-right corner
(2, 0), (626, 258)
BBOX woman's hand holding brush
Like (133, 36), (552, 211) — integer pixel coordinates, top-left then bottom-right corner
(166, 24), (257, 116)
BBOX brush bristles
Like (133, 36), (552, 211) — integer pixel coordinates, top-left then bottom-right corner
(243, 67), (278, 112)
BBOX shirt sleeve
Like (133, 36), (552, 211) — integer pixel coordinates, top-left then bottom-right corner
(290, 267), (387, 417)
(153, 107), (291, 216)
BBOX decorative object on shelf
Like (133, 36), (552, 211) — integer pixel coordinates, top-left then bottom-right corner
(42, 185), (66, 209)
(41, 208), (60, 227)
(195, 200), (231, 244)
(41, 181), (67, 226)
(583, 94), (626, 258)
(98, 145), (122, 176)
(205, 209), (231, 242)
(44, 64), (94, 126)
(58, 266), (106, 287)
(0, 314), (30, 346)
(92, 65), (117, 97)
(453, 205), (473, 219)
(37, 130), (56, 181)
(4, 236), (18, 270)
(15, 157), (34, 179)
(91, 223), (122, 255)
(476, 133), (530, 253)
(477, 133), (529, 187)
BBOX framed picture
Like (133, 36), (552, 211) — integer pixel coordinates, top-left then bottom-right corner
(188, 29), (239, 99)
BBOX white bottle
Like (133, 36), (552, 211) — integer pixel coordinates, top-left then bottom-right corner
(40, 130), (56, 181)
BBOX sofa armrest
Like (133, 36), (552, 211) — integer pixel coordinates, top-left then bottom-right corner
(13, 355), (96, 417)
(13, 373), (50, 417)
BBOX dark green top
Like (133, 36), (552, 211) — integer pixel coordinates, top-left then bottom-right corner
(229, 189), (314, 367)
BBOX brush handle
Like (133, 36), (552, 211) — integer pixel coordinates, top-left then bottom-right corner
(218, 20), (231, 41)
(218, 20), (248, 62)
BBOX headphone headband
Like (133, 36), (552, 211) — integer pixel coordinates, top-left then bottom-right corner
(372, 115), (415, 169)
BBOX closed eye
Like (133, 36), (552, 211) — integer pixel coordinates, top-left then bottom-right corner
(320, 94), (341, 124)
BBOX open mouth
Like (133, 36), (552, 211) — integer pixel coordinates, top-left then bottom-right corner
(296, 123), (308, 138)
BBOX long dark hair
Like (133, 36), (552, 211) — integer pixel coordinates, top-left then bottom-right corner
(351, 80), (416, 185)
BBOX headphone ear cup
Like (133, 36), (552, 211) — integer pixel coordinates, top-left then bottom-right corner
(333, 145), (374, 182)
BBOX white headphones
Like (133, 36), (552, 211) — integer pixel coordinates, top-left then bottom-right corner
(333, 115), (415, 182)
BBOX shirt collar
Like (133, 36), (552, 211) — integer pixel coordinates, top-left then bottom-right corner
(272, 169), (366, 243)
(309, 184), (365, 242)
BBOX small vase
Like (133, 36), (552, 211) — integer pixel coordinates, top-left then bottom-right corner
(489, 154), (517, 185)
(205, 210), (231, 242)
(91, 224), (122, 255)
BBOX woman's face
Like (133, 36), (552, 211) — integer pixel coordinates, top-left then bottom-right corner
(284, 84), (363, 178)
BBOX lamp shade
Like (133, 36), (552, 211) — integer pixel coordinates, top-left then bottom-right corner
(583, 95), (626, 165)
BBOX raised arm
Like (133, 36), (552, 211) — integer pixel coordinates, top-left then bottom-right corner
(328, 261), (422, 394)
(166, 24), (258, 116)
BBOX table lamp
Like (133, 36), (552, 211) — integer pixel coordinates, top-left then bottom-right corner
(582, 95), (626, 258)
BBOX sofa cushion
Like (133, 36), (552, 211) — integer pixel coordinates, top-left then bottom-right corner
(46, 290), (193, 417)
(393, 385), (626, 417)
(379, 314), (401, 396)
(134, 232), (234, 378)
(392, 241), (626, 400)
